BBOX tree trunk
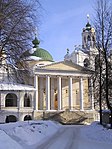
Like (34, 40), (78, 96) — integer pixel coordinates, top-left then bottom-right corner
(99, 49), (102, 124)
(104, 50), (112, 128)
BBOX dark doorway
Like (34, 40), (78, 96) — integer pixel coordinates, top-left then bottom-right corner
(6, 115), (17, 123)
(24, 115), (32, 121)
(54, 93), (58, 110)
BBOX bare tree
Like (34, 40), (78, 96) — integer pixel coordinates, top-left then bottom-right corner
(94, 0), (112, 127)
(0, 0), (41, 79)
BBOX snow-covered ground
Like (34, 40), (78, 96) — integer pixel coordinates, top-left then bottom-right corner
(0, 120), (60, 149)
(0, 120), (112, 149)
(80, 122), (112, 149)
(80, 121), (112, 144)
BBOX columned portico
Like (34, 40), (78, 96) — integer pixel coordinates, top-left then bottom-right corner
(46, 76), (50, 110)
(34, 61), (94, 112)
(79, 77), (84, 110)
(34, 74), (94, 112)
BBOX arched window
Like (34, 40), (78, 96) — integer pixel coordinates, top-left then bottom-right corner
(83, 58), (90, 67)
(24, 93), (32, 107)
(87, 35), (91, 41)
(5, 93), (17, 107)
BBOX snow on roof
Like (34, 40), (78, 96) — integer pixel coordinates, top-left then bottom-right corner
(25, 56), (42, 61)
(0, 83), (36, 91)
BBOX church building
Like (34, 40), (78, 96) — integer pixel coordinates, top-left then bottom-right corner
(0, 19), (99, 124)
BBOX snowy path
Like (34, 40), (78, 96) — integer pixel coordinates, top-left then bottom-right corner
(36, 125), (80, 149)
(77, 138), (112, 149)
(0, 121), (112, 149)
(36, 125), (112, 149)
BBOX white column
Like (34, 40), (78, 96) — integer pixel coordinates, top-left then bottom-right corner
(17, 91), (20, 121)
(90, 78), (94, 110)
(34, 75), (38, 110)
(19, 92), (23, 108)
(58, 77), (62, 110)
(79, 77), (84, 110)
(17, 92), (20, 109)
(46, 76), (50, 110)
(69, 77), (73, 110)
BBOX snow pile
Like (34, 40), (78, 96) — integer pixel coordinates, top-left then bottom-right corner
(80, 121), (112, 143)
(0, 120), (60, 149)
(0, 130), (23, 149)
(13, 121), (60, 145)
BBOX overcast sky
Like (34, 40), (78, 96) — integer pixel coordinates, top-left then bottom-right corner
(39, 0), (94, 61)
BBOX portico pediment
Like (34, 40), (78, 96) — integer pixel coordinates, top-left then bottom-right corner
(39, 60), (89, 72)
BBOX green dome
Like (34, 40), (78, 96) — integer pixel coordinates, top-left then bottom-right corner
(32, 47), (53, 61)
(23, 37), (53, 61)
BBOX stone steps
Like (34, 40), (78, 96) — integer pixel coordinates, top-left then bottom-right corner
(36, 110), (96, 125)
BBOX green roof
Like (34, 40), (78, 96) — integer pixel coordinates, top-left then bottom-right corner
(32, 48), (53, 61)
(23, 37), (53, 61)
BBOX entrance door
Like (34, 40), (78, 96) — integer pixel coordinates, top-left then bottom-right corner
(54, 93), (58, 110)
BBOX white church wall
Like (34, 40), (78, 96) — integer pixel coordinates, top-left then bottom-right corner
(64, 49), (89, 67)
(0, 90), (34, 123)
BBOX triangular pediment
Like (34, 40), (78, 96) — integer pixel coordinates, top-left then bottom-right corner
(40, 61), (87, 72)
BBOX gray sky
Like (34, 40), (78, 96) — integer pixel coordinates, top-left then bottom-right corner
(39, 0), (94, 61)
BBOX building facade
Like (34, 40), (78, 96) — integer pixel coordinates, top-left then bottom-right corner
(0, 20), (99, 123)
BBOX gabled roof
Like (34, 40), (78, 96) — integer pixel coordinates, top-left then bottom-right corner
(39, 60), (92, 72)
(35, 60), (93, 77)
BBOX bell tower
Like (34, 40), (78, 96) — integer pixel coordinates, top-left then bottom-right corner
(82, 15), (96, 50)
(82, 15), (98, 70)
